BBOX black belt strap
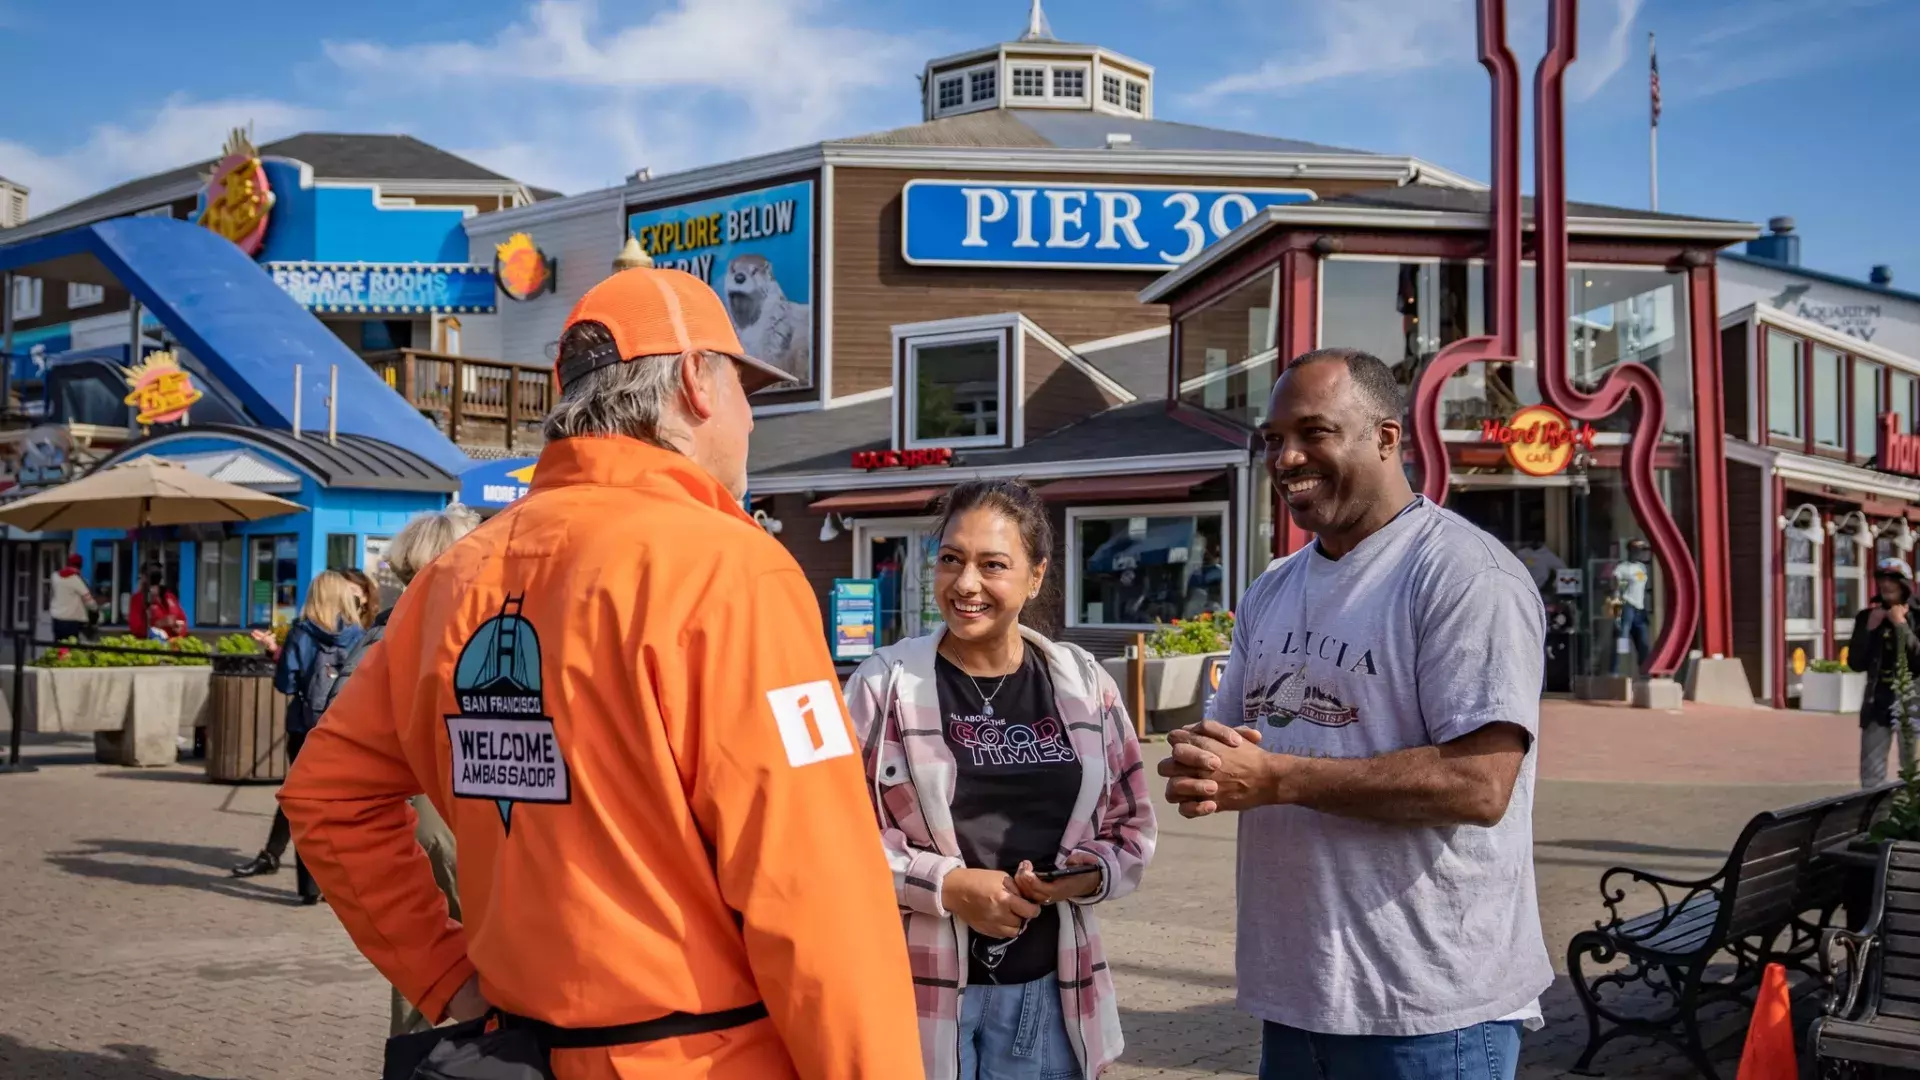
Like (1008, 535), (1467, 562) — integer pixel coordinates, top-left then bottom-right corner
(496, 1002), (769, 1050)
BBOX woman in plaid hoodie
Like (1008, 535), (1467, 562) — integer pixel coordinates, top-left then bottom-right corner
(845, 480), (1157, 1080)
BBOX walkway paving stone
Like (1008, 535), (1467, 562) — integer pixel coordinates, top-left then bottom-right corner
(0, 702), (1867, 1078)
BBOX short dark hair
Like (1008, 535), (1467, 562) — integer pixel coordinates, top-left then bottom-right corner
(1284, 347), (1406, 425)
(932, 479), (1058, 635)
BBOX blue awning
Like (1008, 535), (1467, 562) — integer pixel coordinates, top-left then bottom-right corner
(0, 217), (469, 476)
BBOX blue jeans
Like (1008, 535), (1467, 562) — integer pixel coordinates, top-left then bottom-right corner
(1259, 1020), (1522, 1080)
(958, 975), (1080, 1080)
(1608, 604), (1650, 675)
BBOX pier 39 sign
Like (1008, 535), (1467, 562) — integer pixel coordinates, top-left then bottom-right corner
(901, 180), (1315, 271)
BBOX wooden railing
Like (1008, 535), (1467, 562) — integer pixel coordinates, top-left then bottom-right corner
(361, 349), (550, 453)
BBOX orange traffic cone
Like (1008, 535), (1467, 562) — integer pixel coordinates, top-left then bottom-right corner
(1736, 962), (1798, 1080)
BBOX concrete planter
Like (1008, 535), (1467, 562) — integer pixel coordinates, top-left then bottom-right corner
(0, 665), (212, 766)
(1801, 670), (1867, 714)
(1101, 651), (1230, 733)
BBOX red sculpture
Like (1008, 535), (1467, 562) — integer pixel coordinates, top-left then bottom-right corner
(1409, 0), (1700, 677)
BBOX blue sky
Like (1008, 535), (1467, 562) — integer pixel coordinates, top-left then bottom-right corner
(1, 0), (1914, 284)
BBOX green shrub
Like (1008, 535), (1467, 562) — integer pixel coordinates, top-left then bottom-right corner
(34, 634), (214, 668)
(216, 633), (262, 655)
(1807, 658), (1851, 674)
(1145, 611), (1234, 658)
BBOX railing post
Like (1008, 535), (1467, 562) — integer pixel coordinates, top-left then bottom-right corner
(1128, 632), (1148, 739)
(505, 366), (519, 452)
(8, 631), (24, 767)
(448, 355), (464, 445)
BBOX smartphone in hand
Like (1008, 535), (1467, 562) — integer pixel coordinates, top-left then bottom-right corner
(1031, 864), (1102, 883)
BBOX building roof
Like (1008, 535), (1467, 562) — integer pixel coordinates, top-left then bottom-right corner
(1314, 185), (1747, 224)
(1723, 251), (1920, 309)
(748, 397), (1241, 482)
(113, 424), (459, 493)
(16, 133), (530, 235)
(834, 109), (1362, 156)
(1078, 333), (1171, 400)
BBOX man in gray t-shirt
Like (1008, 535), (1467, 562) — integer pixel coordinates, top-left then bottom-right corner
(1161, 348), (1552, 1080)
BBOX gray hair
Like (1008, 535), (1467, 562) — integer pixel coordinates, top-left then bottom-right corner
(542, 319), (723, 445)
(386, 505), (481, 587)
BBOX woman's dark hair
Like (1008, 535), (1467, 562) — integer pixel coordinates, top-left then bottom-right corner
(933, 479), (1059, 635)
(144, 567), (165, 591)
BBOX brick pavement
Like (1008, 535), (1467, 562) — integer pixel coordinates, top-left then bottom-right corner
(0, 703), (1868, 1079)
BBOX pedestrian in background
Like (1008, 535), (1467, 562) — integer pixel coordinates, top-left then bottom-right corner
(316, 507), (481, 1036)
(1848, 558), (1920, 786)
(129, 567), (187, 640)
(48, 554), (97, 642)
(845, 478), (1156, 1080)
(1161, 349), (1550, 1080)
(231, 570), (365, 904)
(277, 267), (921, 1079)
(341, 567), (381, 631)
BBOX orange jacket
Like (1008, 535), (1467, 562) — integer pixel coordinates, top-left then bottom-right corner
(277, 436), (921, 1080)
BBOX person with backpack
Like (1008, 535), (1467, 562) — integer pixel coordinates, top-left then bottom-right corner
(313, 508), (481, 1035)
(231, 570), (365, 904)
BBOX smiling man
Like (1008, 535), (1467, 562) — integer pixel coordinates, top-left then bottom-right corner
(1159, 348), (1551, 1080)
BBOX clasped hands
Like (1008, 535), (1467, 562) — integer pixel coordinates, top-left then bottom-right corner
(942, 852), (1102, 939)
(1158, 719), (1278, 819)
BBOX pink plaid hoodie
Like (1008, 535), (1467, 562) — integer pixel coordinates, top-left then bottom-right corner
(843, 626), (1157, 1080)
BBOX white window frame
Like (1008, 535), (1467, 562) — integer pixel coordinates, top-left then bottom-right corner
(67, 282), (105, 310)
(10, 276), (42, 321)
(1831, 513), (1870, 644)
(851, 516), (942, 644)
(931, 61), (999, 118)
(1781, 505), (1825, 642)
(1065, 501), (1231, 630)
(902, 328), (1009, 451)
(1101, 72), (1123, 107)
(936, 74), (965, 111)
(1010, 63), (1048, 101)
(969, 64), (998, 104)
(1124, 78), (1147, 115)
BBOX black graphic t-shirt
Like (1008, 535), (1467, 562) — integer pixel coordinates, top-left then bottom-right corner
(935, 647), (1080, 986)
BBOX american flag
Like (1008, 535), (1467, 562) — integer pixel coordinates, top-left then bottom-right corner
(1649, 33), (1661, 127)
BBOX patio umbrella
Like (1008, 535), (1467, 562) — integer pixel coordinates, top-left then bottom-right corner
(0, 455), (303, 532)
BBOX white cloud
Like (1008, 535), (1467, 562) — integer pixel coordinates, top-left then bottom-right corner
(1188, 0), (1471, 103)
(1567, 0), (1645, 102)
(1, 96), (321, 217)
(322, 0), (927, 190)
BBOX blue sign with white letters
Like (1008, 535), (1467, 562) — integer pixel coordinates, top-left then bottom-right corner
(265, 262), (496, 314)
(900, 180), (1315, 270)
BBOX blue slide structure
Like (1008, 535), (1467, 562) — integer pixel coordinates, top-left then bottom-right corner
(0, 216), (469, 476)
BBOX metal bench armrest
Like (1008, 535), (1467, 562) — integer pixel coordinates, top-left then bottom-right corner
(1595, 864), (1725, 934)
(1821, 926), (1877, 1020)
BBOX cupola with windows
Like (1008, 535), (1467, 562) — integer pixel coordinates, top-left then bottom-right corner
(922, 0), (1154, 122)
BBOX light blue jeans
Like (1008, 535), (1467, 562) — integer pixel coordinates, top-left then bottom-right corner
(1259, 1020), (1522, 1080)
(958, 975), (1081, 1080)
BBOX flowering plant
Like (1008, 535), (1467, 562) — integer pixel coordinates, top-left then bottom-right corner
(1872, 631), (1920, 841)
(1146, 610), (1235, 658)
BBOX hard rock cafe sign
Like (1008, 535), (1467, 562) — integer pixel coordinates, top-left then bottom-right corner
(1481, 405), (1596, 476)
(1409, 0), (1700, 677)
(123, 351), (203, 427)
(197, 128), (275, 256)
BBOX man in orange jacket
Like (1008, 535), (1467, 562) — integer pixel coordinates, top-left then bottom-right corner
(278, 267), (922, 1079)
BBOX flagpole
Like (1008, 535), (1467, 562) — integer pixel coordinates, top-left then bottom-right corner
(1648, 31), (1660, 212)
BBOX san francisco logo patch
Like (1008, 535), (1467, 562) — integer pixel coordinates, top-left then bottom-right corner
(446, 595), (569, 833)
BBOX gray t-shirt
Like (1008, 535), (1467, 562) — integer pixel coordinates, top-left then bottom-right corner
(1212, 497), (1552, 1036)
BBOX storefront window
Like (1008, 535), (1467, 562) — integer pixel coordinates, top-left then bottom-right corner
(249, 535), (300, 628)
(908, 334), (1003, 447)
(1834, 532), (1866, 629)
(1785, 533), (1818, 622)
(1067, 505), (1227, 627)
(90, 541), (135, 623)
(196, 538), (246, 627)
(1317, 259), (1692, 439)
(1896, 373), (1916, 434)
(1766, 331), (1803, 439)
(1856, 360), (1884, 457)
(1176, 269), (1277, 428)
(326, 534), (357, 571)
(1813, 346), (1844, 449)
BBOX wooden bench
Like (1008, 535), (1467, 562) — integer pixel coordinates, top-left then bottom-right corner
(1567, 784), (1897, 1079)
(1811, 840), (1920, 1075)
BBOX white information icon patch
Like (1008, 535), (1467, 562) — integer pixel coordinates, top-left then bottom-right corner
(765, 681), (855, 768)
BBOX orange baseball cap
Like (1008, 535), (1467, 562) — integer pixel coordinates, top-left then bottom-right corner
(558, 267), (799, 394)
